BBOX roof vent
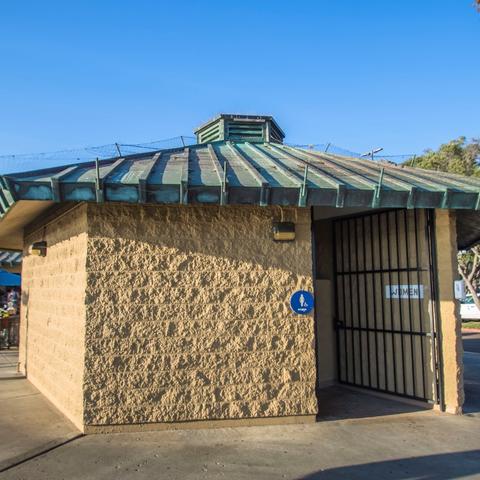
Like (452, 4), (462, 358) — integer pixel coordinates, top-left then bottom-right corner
(194, 114), (285, 144)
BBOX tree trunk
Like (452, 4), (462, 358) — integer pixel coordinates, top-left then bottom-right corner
(459, 268), (480, 312)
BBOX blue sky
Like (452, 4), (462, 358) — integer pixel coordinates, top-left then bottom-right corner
(0, 0), (478, 159)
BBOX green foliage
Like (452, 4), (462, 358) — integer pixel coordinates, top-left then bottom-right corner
(404, 137), (480, 177)
(462, 321), (480, 329)
(406, 137), (480, 304)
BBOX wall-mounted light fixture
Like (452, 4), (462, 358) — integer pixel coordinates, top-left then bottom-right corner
(29, 241), (47, 257)
(272, 222), (295, 242)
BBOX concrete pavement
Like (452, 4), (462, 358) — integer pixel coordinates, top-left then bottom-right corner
(463, 330), (480, 417)
(1, 389), (479, 479)
(0, 361), (81, 472)
(0, 335), (479, 479)
(0, 348), (21, 380)
(463, 330), (480, 354)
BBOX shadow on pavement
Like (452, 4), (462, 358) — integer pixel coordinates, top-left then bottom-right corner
(463, 330), (480, 354)
(317, 385), (427, 421)
(463, 330), (480, 417)
(0, 348), (24, 380)
(302, 450), (480, 479)
(0, 350), (81, 472)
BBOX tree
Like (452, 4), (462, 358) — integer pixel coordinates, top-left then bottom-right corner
(458, 246), (480, 311)
(404, 137), (480, 305)
(405, 137), (480, 177)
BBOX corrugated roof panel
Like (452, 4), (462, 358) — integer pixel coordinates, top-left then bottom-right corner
(214, 143), (261, 188)
(262, 144), (344, 190)
(400, 166), (480, 192)
(325, 155), (428, 192)
(281, 146), (377, 191)
(234, 143), (300, 188)
(105, 159), (136, 184)
(402, 164), (480, 189)
(188, 146), (221, 187)
(61, 165), (99, 183)
(1, 140), (479, 210)
(146, 151), (183, 186)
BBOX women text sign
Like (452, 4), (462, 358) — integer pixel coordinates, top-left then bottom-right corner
(385, 285), (424, 299)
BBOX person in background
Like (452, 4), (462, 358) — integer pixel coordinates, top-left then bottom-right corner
(6, 288), (19, 314)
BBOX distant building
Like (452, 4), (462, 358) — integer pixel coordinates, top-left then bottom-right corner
(0, 250), (21, 274)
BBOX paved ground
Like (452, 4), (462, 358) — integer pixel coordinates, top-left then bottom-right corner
(1, 391), (479, 480)
(0, 336), (479, 479)
(0, 350), (81, 473)
(463, 330), (480, 417)
(0, 348), (21, 380)
(464, 330), (480, 354)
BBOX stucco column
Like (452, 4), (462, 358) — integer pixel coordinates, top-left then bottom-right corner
(435, 209), (464, 414)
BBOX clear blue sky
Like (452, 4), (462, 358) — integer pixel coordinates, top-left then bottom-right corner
(0, 0), (478, 158)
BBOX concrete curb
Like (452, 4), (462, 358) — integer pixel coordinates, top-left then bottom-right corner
(0, 432), (84, 473)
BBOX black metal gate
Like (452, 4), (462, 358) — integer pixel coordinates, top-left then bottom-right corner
(333, 209), (442, 404)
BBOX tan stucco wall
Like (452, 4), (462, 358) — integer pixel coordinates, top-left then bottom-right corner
(17, 202), (465, 429)
(83, 204), (317, 426)
(435, 209), (464, 413)
(19, 204), (87, 429)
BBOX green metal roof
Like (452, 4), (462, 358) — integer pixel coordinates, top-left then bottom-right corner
(1, 141), (480, 215)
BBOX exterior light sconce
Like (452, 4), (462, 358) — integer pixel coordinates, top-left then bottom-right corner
(29, 241), (47, 257)
(272, 222), (296, 242)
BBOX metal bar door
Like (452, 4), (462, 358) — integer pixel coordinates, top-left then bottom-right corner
(333, 209), (441, 403)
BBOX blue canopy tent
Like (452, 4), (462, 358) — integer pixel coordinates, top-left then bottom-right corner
(0, 269), (20, 287)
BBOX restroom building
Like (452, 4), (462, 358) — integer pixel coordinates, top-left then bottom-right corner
(0, 114), (474, 432)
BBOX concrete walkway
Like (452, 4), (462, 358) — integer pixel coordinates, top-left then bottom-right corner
(1, 340), (479, 479)
(0, 389), (479, 479)
(0, 348), (21, 379)
(0, 351), (81, 472)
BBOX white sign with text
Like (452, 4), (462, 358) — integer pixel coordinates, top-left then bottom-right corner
(385, 284), (424, 299)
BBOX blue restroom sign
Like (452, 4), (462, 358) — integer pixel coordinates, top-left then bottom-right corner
(290, 290), (314, 314)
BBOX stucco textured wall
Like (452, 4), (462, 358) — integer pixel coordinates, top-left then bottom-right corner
(83, 204), (317, 426)
(435, 209), (464, 413)
(19, 205), (87, 429)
